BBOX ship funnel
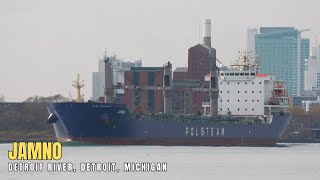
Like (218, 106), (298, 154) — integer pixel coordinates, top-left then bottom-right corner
(203, 19), (211, 47)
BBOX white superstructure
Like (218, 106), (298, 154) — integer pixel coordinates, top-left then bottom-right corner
(203, 51), (289, 117)
(218, 69), (273, 116)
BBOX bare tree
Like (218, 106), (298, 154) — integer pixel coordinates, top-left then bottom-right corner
(24, 94), (70, 103)
(0, 95), (5, 102)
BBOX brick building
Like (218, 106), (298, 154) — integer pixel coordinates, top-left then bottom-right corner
(121, 19), (216, 115)
(120, 67), (164, 113)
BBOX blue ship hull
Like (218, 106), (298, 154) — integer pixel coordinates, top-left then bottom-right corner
(47, 102), (291, 146)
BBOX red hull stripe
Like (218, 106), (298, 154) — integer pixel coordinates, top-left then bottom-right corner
(57, 137), (278, 146)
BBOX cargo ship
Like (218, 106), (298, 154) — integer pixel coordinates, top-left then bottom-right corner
(47, 102), (290, 146)
(47, 54), (291, 146)
(47, 20), (291, 146)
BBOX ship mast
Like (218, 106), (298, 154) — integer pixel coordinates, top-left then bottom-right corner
(72, 73), (85, 102)
(231, 50), (254, 71)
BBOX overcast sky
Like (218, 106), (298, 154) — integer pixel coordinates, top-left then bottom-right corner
(1, 0), (319, 101)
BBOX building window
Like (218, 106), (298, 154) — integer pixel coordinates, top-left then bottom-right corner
(245, 108), (247, 111)
(252, 108), (254, 111)
(220, 82), (222, 85)
(227, 91), (229, 93)
(227, 99), (229, 102)
(238, 82), (240, 84)
(245, 82), (247, 85)
(220, 108), (222, 111)
(259, 82), (262, 84)
(245, 91), (247, 93)
(252, 99), (254, 102)
(238, 91), (240, 93)
(252, 82), (254, 84)
(245, 99), (247, 102)
(238, 108), (240, 111)
(238, 99), (240, 102)
(220, 91), (222, 93)
(227, 108), (230, 111)
(227, 82), (229, 85)
(257, 99), (259, 102)
(252, 91), (254, 93)
(259, 91), (261, 93)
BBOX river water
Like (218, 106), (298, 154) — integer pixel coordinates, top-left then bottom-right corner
(0, 143), (319, 180)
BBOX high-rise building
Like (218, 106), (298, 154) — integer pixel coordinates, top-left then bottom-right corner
(91, 72), (100, 100)
(253, 27), (310, 96)
(247, 28), (257, 58)
(301, 38), (310, 92)
(305, 45), (320, 91)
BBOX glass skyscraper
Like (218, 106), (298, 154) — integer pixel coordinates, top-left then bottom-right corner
(255, 27), (309, 97)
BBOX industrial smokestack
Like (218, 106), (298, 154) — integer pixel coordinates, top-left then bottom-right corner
(203, 19), (211, 47)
